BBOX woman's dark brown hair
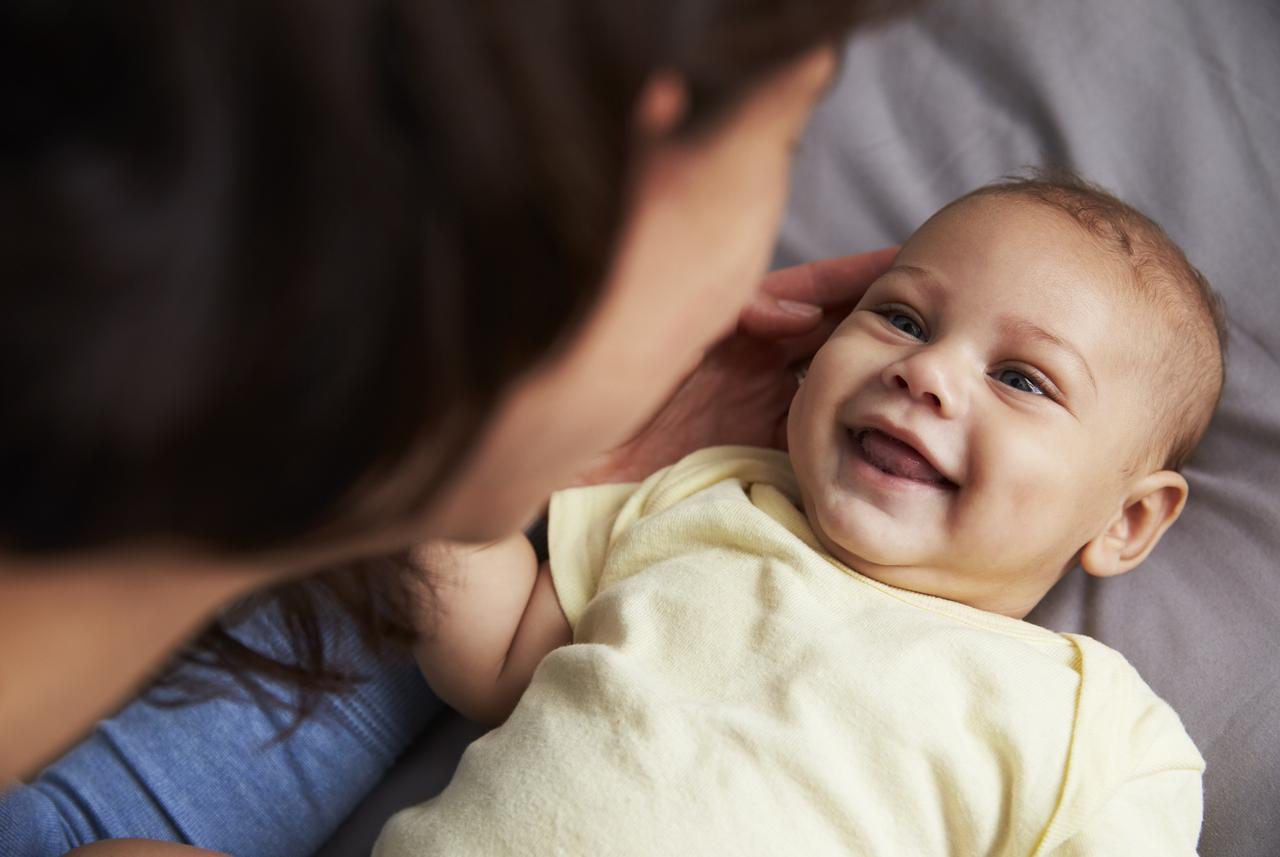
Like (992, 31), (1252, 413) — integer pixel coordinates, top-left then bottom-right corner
(1, 0), (899, 718)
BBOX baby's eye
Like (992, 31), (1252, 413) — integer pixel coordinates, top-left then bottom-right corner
(887, 313), (926, 340)
(992, 368), (1045, 396)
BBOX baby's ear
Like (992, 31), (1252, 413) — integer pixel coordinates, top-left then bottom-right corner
(1080, 471), (1189, 578)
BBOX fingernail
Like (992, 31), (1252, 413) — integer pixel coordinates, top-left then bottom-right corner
(777, 299), (821, 317)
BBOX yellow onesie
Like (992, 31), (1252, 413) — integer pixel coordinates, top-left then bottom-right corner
(375, 446), (1204, 856)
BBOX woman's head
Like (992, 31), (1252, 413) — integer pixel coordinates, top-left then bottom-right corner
(1, 0), (903, 778)
(2, 0), (892, 560)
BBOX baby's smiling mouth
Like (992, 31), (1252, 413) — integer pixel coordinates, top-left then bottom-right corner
(850, 428), (957, 489)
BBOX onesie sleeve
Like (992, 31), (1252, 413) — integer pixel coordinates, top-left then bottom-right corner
(1041, 764), (1203, 856)
(1036, 635), (1205, 857)
(547, 481), (639, 629)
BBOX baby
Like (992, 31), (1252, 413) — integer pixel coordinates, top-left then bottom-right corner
(375, 174), (1225, 856)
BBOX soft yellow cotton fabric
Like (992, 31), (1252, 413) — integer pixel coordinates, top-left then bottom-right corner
(375, 446), (1204, 857)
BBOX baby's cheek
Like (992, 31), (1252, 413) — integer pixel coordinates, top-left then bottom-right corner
(785, 380), (811, 445)
(810, 338), (870, 392)
(1022, 446), (1113, 537)
(971, 434), (1060, 511)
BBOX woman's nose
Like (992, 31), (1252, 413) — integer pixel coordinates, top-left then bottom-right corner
(881, 349), (968, 419)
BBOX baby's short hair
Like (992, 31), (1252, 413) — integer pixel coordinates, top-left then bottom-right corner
(958, 170), (1228, 471)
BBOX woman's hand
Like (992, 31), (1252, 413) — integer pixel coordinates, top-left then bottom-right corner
(576, 246), (897, 485)
(737, 246), (899, 340)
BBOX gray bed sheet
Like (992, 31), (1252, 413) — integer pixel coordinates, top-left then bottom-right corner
(317, 1), (1280, 854)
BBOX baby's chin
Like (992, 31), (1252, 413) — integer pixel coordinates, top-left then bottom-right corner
(803, 492), (930, 575)
(807, 518), (979, 607)
(809, 505), (1064, 618)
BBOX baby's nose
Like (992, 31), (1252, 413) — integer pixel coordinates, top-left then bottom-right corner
(883, 353), (967, 418)
(889, 372), (941, 407)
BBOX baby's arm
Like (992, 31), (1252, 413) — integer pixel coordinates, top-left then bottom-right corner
(409, 534), (571, 726)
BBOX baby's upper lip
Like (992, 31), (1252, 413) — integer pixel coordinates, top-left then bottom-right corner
(850, 415), (958, 486)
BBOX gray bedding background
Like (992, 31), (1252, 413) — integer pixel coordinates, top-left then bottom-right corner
(317, 1), (1280, 854)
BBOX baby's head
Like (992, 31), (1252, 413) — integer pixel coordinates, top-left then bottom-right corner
(787, 173), (1227, 618)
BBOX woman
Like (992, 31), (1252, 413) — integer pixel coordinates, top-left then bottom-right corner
(1, 0), (901, 853)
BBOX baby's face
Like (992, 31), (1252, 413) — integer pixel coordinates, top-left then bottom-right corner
(788, 197), (1151, 617)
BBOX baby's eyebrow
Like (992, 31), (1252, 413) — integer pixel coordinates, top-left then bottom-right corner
(998, 316), (1098, 393)
(885, 264), (946, 301)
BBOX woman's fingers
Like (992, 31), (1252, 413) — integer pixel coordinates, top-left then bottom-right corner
(767, 245), (900, 304)
(773, 312), (846, 365)
(739, 246), (898, 339)
(738, 295), (822, 339)
(581, 247), (899, 483)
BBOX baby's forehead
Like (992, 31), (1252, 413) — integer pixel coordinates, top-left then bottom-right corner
(897, 196), (1147, 312)
(910, 193), (1120, 262)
